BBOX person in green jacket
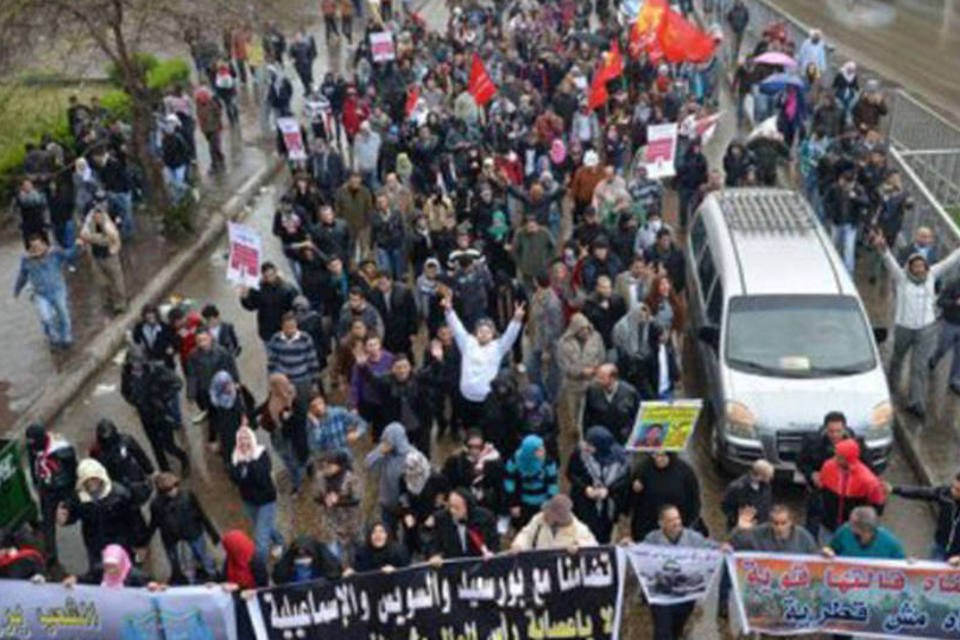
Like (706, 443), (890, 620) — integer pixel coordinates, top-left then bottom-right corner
(824, 505), (905, 560)
(512, 215), (555, 293)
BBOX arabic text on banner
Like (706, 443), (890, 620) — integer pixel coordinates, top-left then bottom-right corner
(625, 543), (724, 605)
(728, 552), (960, 638)
(246, 546), (625, 640)
(227, 222), (262, 290)
(625, 399), (702, 452)
(643, 123), (678, 179)
(0, 579), (237, 640)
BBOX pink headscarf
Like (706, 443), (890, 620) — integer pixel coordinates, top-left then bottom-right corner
(550, 139), (567, 164)
(100, 544), (132, 589)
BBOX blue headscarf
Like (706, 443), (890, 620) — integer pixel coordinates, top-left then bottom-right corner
(209, 370), (237, 409)
(514, 434), (545, 476)
(585, 426), (626, 467)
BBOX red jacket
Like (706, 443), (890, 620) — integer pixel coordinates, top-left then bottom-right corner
(819, 439), (886, 531)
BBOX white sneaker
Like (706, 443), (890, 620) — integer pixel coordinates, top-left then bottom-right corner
(191, 410), (208, 424)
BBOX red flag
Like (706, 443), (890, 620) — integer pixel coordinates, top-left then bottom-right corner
(605, 39), (624, 80)
(630, 0), (667, 58)
(405, 85), (420, 118)
(656, 7), (716, 64)
(468, 54), (497, 106)
(588, 62), (610, 111)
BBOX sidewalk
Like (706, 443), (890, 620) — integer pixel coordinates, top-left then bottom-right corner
(1, 88), (271, 426)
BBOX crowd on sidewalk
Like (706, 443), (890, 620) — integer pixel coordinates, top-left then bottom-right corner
(5, 1), (960, 639)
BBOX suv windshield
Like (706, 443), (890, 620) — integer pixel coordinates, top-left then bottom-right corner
(725, 295), (876, 378)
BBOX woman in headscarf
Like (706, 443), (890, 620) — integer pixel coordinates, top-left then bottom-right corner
(228, 426), (284, 561)
(567, 426), (630, 543)
(503, 434), (559, 529)
(398, 449), (449, 557)
(351, 522), (410, 573)
(313, 450), (364, 554)
(208, 370), (255, 463)
(365, 422), (414, 534)
(258, 372), (308, 494)
(832, 60), (859, 126)
(69, 544), (150, 587)
(628, 451), (703, 541)
(272, 534), (343, 586)
(221, 529), (268, 589)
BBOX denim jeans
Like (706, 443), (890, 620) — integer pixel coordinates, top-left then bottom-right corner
(53, 219), (77, 255)
(34, 289), (72, 345)
(165, 535), (218, 582)
(164, 166), (189, 204)
(243, 501), (284, 561)
(375, 247), (405, 281)
(107, 190), (135, 238)
(525, 347), (560, 403)
(831, 223), (857, 274)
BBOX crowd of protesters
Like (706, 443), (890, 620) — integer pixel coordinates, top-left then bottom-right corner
(5, 1), (960, 639)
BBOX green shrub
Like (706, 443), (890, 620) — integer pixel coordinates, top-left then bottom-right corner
(100, 89), (133, 120)
(106, 52), (159, 87)
(147, 58), (191, 92)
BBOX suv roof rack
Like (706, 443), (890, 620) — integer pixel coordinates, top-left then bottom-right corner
(718, 190), (817, 234)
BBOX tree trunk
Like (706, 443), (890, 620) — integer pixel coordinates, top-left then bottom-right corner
(127, 87), (171, 216)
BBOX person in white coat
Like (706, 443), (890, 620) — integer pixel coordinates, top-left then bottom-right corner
(874, 231), (960, 418)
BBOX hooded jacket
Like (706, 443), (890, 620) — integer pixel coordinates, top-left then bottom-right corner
(556, 313), (606, 391)
(819, 439), (886, 532)
(65, 459), (141, 555)
(25, 425), (77, 495)
(365, 423), (414, 513)
(882, 246), (960, 330)
(91, 420), (155, 505)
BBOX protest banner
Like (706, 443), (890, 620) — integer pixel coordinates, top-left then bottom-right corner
(369, 31), (396, 62)
(247, 546), (625, 640)
(728, 552), (960, 638)
(227, 222), (262, 290)
(625, 399), (701, 451)
(275, 117), (307, 161)
(643, 123), (678, 179)
(624, 543), (724, 605)
(0, 580), (237, 639)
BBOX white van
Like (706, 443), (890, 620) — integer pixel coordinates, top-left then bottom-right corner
(686, 189), (893, 479)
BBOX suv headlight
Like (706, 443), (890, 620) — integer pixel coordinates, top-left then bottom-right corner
(868, 400), (893, 435)
(725, 400), (758, 439)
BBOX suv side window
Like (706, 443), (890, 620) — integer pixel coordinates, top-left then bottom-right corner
(697, 245), (716, 293)
(707, 280), (724, 325)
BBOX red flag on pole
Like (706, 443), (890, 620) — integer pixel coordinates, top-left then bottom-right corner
(656, 7), (716, 63)
(606, 39), (624, 80)
(588, 62), (609, 111)
(405, 85), (420, 118)
(468, 54), (497, 106)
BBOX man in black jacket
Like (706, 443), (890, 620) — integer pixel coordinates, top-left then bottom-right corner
(359, 347), (441, 457)
(931, 276), (960, 395)
(890, 471), (960, 562)
(24, 424), (77, 566)
(583, 364), (640, 442)
(186, 329), (239, 421)
(796, 411), (872, 537)
(201, 304), (241, 357)
(425, 489), (499, 560)
(582, 276), (627, 351)
(644, 228), (687, 294)
(121, 344), (189, 474)
(721, 459), (775, 529)
(370, 272), (419, 359)
(149, 472), (219, 583)
(309, 205), (351, 264)
(310, 140), (346, 203)
(91, 419), (155, 508)
(240, 262), (299, 345)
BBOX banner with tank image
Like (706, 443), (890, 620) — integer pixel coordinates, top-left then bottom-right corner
(623, 543), (725, 605)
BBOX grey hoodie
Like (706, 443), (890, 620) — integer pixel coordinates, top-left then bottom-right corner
(365, 422), (413, 512)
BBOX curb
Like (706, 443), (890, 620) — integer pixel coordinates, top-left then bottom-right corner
(892, 414), (939, 486)
(11, 157), (285, 437)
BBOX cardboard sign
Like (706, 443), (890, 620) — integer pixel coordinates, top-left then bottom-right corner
(276, 116), (306, 161)
(370, 31), (396, 63)
(644, 122), (679, 179)
(227, 222), (262, 289)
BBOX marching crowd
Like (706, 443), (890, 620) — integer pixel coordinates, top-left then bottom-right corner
(6, 0), (960, 639)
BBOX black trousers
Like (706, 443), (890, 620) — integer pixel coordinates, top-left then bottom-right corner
(651, 602), (694, 640)
(140, 410), (188, 473)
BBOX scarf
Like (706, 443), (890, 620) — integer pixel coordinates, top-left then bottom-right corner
(100, 544), (132, 589)
(231, 426), (266, 465)
(209, 370), (238, 409)
(267, 373), (296, 426)
(403, 450), (432, 496)
(514, 435), (545, 476)
(222, 530), (257, 589)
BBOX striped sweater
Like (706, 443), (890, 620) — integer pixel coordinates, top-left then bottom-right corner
(266, 331), (319, 384)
